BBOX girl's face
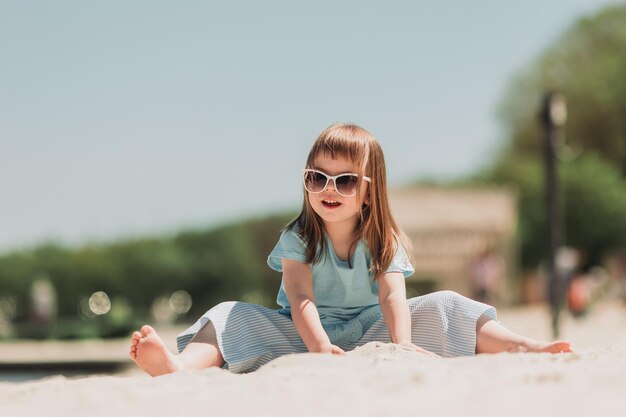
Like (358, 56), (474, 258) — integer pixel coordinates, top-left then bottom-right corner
(307, 153), (369, 230)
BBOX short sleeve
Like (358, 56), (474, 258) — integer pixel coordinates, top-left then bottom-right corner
(267, 227), (308, 272)
(385, 243), (414, 278)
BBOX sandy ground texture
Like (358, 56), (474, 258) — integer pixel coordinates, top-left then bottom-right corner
(1, 301), (625, 417)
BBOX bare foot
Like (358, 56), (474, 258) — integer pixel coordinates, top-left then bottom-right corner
(510, 339), (573, 353)
(529, 340), (573, 353)
(129, 325), (182, 376)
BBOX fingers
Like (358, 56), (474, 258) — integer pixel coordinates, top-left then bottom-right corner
(332, 346), (346, 355)
(413, 346), (438, 357)
(315, 342), (347, 355)
(416, 348), (439, 357)
(399, 342), (440, 357)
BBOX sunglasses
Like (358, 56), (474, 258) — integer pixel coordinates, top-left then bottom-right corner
(302, 169), (371, 197)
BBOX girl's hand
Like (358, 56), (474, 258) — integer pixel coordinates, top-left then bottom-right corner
(398, 342), (440, 357)
(314, 343), (346, 355)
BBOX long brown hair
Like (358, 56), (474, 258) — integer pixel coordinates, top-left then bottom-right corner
(286, 123), (412, 278)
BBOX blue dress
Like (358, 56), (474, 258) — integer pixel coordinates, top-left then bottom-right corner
(176, 227), (497, 373)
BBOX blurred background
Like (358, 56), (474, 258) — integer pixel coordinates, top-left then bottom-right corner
(1, 0), (625, 352)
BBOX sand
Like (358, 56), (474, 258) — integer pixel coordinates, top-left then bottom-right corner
(1, 302), (625, 417)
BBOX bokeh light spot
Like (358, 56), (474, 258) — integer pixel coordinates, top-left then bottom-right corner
(88, 291), (111, 315)
(0, 298), (17, 320)
(169, 290), (192, 315)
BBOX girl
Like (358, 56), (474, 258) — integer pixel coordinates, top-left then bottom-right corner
(130, 123), (572, 376)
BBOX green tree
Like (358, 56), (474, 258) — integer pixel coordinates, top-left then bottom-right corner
(0, 212), (293, 339)
(498, 5), (626, 175)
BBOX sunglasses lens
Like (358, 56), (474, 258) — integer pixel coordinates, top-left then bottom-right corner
(336, 175), (358, 196)
(304, 171), (327, 192)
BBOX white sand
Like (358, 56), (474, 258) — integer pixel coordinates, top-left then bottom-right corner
(1, 302), (625, 417)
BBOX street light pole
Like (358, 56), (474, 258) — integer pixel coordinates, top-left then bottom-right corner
(540, 92), (567, 338)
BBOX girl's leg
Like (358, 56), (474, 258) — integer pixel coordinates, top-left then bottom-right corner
(475, 314), (572, 353)
(129, 321), (224, 377)
(180, 320), (225, 369)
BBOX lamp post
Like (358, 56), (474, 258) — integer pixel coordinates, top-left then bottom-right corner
(539, 92), (567, 338)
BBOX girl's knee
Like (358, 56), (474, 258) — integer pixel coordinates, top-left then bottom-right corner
(213, 300), (238, 311)
(219, 300), (237, 306)
(428, 290), (464, 305)
(407, 290), (464, 309)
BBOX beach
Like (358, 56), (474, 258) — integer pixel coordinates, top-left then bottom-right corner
(1, 301), (624, 417)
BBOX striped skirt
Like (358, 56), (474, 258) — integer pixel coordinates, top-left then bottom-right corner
(176, 290), (497, 373)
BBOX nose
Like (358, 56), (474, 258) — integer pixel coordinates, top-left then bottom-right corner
(325, 178), (337, 193)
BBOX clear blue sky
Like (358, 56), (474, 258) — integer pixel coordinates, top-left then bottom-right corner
(0, 0), (620, 251)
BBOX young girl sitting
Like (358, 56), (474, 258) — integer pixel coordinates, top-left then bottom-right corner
(130, 123), (572, 376)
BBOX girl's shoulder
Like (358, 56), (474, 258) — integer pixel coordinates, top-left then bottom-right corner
(277, 223), (308, 249)
(267, 224), (308, 271)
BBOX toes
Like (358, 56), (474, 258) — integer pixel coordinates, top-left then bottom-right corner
(130, 332), (142, 352)
(555, 341), (572, 353)
(140, 325), (156, 337)
(544, 341), (572, 353)
(129, 329), (146, 360)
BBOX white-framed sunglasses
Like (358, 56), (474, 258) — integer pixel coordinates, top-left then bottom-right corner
(302, 168), (372, 197)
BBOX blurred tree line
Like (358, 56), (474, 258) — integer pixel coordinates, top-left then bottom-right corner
(0, 213), (294, 339)
(474, 4), (626, 271)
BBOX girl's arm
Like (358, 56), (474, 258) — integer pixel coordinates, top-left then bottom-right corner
(282, 258), (345, 354)
(378, 272), (439, 356)
(377, 271), (412, 344)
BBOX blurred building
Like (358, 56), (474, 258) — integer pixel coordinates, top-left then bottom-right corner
(390, 186), (518, 305)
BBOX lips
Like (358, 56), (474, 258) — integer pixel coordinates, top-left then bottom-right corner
(321, 199), (342, 208)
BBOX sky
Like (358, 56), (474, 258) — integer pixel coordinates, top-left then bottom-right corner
(0, 0), (621, 252)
